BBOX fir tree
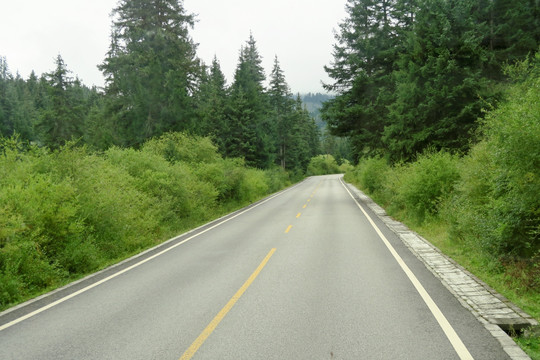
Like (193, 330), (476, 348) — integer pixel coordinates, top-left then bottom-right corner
(36, 55), (83, 149)
(99, 0), (200, 147)
(226, 34), (273, 168)
(194, 56), (228, 152)
(268, 56), (294, 169)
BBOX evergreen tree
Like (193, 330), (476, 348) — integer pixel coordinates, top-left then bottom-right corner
(226, 34), (273, 168)
(384, 0), (491, 161)
(36, 55), (84, 149)
(268, 56), (294, 169)
(0, 57), (14, 136)
(322, 0), (538, 162)
(322, 0), (404, 159)
(224, 88), (260, 163)
(10, 73), (37, 141)
(99, 0), (200, 147)
(477, 0), (539, 75)
(291, 95), (321, 171)
(193, 56), (228, 152)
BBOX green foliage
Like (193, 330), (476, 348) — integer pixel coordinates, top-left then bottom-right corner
(346, 151), (460, 224)
(448, 56), (540, 258)
(2, 15), (322, 169)
(344, 156), (390, 195)
(323, 0), (538, 162)
(99, 0), (199, 146)
(0, 132), (291, 310)
(346, 55), (540, 261)
(306, 155), (341, 176)
(393, 151), (461, 223)
(263, 166), (292, 193)
(142, 132), (221, 165)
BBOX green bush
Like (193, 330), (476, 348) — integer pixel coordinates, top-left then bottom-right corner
(239, 168), (270, 203)
(394, 150), (460, 224)
(0, 132), (293, 309)
(143, 132), (220, 164)
(71, 152), (161, 257)
(449, 56), (540, 258)
(346, 151), (459, 224)
(307, 155), (341, 175)
(353, 157), (390, 195)
(263, 166), (291, 193)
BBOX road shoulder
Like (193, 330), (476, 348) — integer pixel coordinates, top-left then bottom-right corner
(342, 178), (537, 360)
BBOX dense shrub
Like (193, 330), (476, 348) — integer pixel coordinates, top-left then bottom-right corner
(0, 132), (291, 309)
(346, 151), (459, 224)
(393, 151), (460, 223)
(346, 54), (540, 261)
(306, 154), (341, 175)
(345, 157), (390, 195)
(142, 132), (220, 164)
(449, 56), (540, 258)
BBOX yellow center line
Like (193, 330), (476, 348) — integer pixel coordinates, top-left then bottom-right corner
(296, 212), (301, 218)
(285, 225), (293, 233)
(179, 248), (276, 360)
(307, 198), (311, 202)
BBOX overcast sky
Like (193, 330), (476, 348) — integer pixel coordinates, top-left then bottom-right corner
(0, 0), (347, 94)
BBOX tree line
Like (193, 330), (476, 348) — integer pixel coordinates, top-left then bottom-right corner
(0, 0), (320, 173)
(323, 0), (539, 162)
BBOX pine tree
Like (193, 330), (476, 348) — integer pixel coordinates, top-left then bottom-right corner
(478, 0), (539, 72)
(268, 56), (294, 169)
(36, 55), (83, 149)
(194, 56), (229, 152)
(384, 0), (491, 161)
(99, 0), (200, 147)
(322, 0), (404, 158)
(226, 34), (273, 168)
(0, 57), (14, 136)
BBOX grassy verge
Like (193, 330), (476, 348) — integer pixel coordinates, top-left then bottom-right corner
(411, 216), (539, 359)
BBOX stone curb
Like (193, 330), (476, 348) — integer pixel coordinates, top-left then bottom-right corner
(344, 181), (537, 360)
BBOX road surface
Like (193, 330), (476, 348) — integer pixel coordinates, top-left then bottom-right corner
(0, 175), (511, 359)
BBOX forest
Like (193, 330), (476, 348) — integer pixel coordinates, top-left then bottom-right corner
(0, 4), (321, 173)
(324, 0), (539, 260)
(323, 0), (539, 162)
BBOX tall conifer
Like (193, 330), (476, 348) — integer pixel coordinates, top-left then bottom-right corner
(99, 0), (199, 147)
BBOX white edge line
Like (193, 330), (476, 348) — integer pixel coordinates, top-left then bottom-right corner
(339, 178), (474, 360)
(0, 183), (299, 332)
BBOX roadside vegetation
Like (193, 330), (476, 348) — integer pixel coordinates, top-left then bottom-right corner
(0, 132), (292, 311)
(345, 56), (540, 359)
(0, 0), (324, 312)
(306, 154), (353, 176)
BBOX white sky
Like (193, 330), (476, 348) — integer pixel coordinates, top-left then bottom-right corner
(0, 0), (347, 94)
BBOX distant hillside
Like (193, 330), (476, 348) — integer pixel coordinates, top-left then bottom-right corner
(301, 93), (333, 129)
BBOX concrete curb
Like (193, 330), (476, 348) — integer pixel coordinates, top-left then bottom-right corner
(344, 181), (537, 360)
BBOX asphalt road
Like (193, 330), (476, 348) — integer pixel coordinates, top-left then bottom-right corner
(0, 175), (511, 359)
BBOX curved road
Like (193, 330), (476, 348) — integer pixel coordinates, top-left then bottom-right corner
(0, 175), (511, 359)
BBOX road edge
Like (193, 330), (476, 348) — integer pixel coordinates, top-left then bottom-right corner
(341, 178), (535, 360)
(0, 179), (306, 329)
